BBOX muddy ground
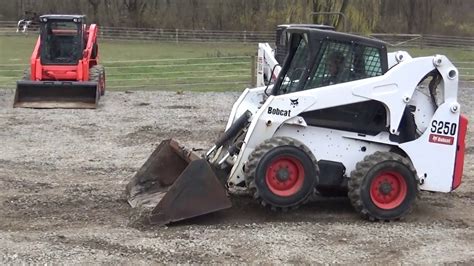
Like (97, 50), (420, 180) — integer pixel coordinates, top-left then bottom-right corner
(0, 86), (473, 264)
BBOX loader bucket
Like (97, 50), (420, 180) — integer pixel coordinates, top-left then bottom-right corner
(126, 139), (232, 225)
(14, 80), (99, 109)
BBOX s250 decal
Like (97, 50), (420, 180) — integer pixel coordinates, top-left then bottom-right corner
(429, 120), (457, 145)
(430, 120), (457, 136)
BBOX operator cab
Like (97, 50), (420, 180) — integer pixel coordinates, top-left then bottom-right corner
(272, 27), (388, 96)
(39, 15), (85, 65)
(272, 28), (402, 140)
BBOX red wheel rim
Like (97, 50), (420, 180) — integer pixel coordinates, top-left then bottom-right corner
(370, 171), (407, 210)
(265, 156), (305, 197)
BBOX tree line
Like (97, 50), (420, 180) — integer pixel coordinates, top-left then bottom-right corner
(1, 0), (473, 36)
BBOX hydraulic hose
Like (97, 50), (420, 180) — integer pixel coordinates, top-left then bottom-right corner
(214, 110), (252, 148)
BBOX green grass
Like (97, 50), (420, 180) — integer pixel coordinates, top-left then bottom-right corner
(0, 36), (255, 91)
(1, 35), (472, 92)
(101, 40), (255, 92)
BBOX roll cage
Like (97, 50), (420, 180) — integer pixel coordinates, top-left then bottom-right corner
(39, 15), (86, 65)
(272, 28), (388, 96)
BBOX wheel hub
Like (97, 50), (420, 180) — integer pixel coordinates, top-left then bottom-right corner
(276, 168), (290, 182)
(370, 171), (408, 210)
(379, 182), (392, 195)
(265, 156), (305, 197)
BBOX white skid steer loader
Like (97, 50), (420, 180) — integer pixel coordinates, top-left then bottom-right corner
(126, 26), (468, 225)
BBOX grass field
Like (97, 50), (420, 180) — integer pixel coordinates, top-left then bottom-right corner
(0, 35), (472, 92)
(0, 36), (255, 91)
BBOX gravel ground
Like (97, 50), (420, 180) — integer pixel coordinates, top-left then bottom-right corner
(0, 87), (473, 264)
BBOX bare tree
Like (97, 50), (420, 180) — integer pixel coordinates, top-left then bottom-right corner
(122, 0), (148, 27)
(0, 0), (472, 36)
(88, 0), (100, 24)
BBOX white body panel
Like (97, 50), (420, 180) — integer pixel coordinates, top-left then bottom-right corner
(409, 89), (437, 134)
(274, 125), (392, 174)
(256, 43), (281, 87)
(387, 51), (412, 68)
(225, 86), (266, 130)
(400, 103), (459, 192)
(223, 54), (461, 193)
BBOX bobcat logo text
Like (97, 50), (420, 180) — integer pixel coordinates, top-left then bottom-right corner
(268, 107), (291, 117)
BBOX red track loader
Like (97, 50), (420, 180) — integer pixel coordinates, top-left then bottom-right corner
(14, 15), (105, 109)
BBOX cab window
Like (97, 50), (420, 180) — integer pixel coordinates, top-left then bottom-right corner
(277, 36), (309, 95)
(304, 40), (383, 90)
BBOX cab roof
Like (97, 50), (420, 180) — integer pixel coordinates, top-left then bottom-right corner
(277, 24), (335, 31)
(286, 26), (387, 49)
(40, 14), (86, 21)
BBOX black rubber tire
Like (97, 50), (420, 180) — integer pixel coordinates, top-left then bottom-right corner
(348, 151), (418, 221)
(99, 65), (106, 96)
(90, 65), (105, 96)
(22, 68), (31, 80)
(244, 137), (319, 211)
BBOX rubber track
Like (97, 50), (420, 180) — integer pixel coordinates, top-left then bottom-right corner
(244, 136), (319, 212)
(90, 65), (104, 83)
(347, 151), (419, 222)
(22, 68), (30, 80)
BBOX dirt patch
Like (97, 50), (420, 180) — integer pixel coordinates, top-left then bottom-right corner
(467, 146), (474, 154)
(166, 104), (198, 109)
(0, 89), (473, 264)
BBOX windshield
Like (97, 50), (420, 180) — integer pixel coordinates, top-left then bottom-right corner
(276, 35), (310, 95)
(40, 20), (82, 65)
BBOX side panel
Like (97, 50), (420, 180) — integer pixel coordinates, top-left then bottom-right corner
(83, 24), (98, 81)
(224, 87), (266, 131)
(30, 37), (41, 80)
(452, 114), (468, 190)
(353, 57), (437, 135)
(274, 125), (391, 174)
(227, 95), (318, 185)
(400, 103), (460, 192)
(400, 55), (461, 192)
